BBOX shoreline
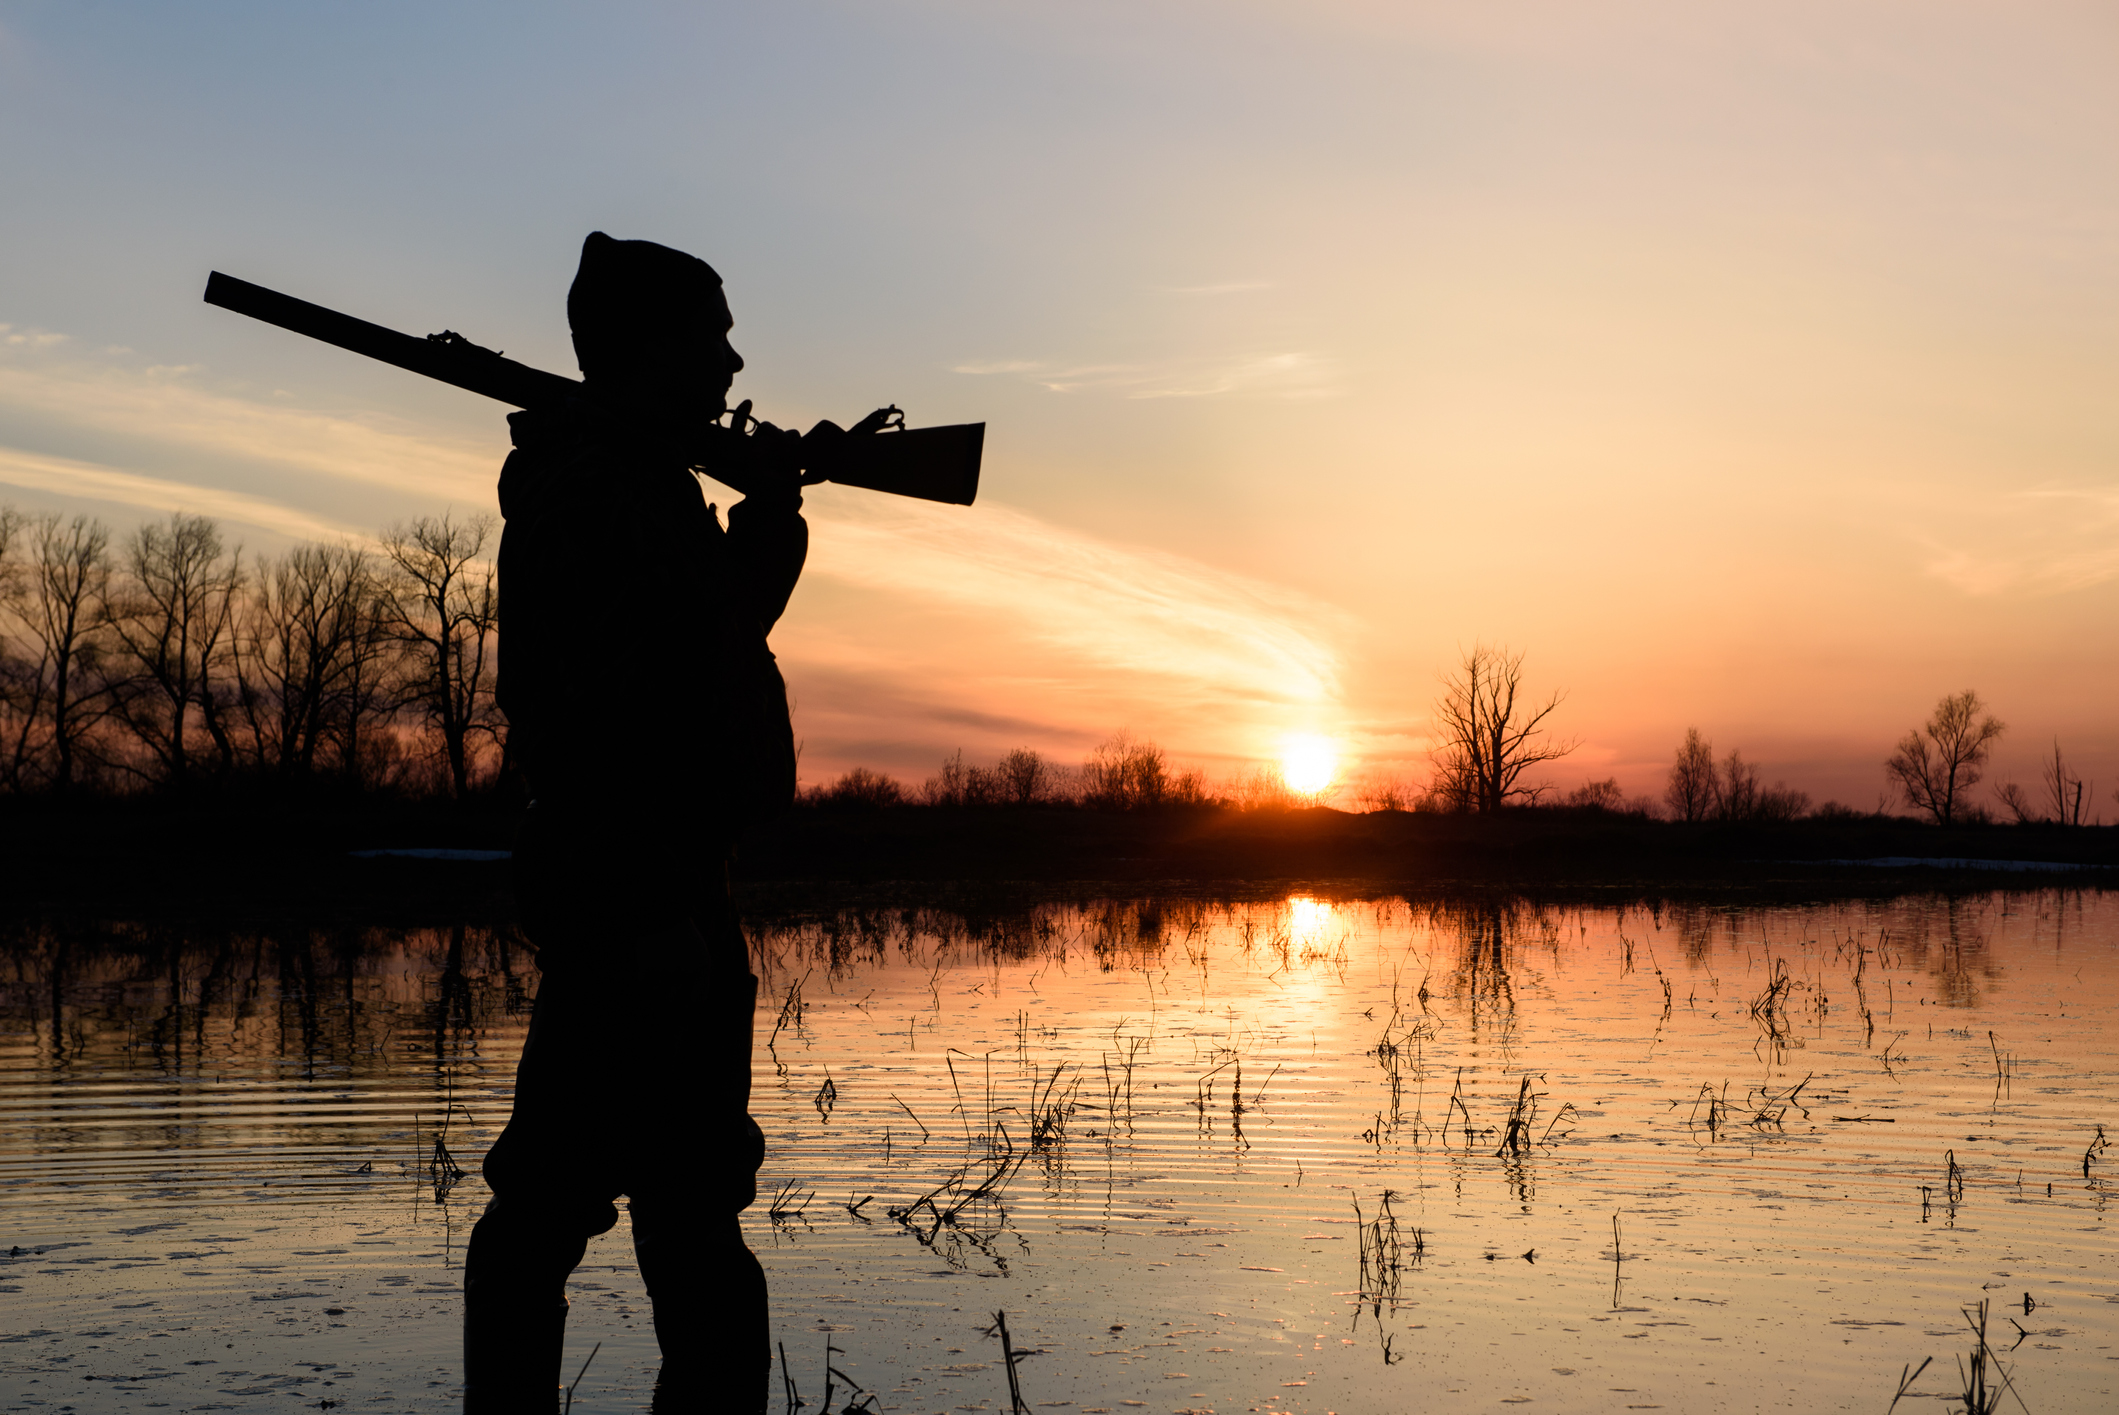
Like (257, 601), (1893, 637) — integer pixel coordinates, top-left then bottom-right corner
(1, 795), (2112, 925)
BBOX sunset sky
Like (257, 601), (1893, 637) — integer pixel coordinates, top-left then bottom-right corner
(1, 2), (2114, 808)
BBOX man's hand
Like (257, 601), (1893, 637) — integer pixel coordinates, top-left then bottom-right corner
(735, 420), (808, 500)
(696, 405), (901, 497)
(845, 405), (904, 436)
(792, 407), (898, 483)
(793, 419), (843, 486)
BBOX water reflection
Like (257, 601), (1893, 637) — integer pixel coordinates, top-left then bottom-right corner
(5, 891), (2119, 1412)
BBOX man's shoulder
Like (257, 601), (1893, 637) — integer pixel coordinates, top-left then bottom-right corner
(500, 420), (710, 530)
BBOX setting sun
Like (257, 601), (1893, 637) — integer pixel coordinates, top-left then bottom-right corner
(1280, 734), (1340, 798)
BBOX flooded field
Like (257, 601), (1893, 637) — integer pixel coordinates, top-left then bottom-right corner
(3, 889), (2116, 1413)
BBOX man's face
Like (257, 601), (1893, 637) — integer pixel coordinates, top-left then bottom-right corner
(689, 289), (745, 414)
(595, 288), (744, 426)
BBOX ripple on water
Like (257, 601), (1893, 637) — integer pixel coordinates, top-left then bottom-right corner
(2, 893), (2117, 1412)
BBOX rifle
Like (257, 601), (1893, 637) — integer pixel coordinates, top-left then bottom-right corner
(201, 271), (983, 506)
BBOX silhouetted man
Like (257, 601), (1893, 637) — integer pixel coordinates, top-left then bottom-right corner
(465, 232), (809, 1412)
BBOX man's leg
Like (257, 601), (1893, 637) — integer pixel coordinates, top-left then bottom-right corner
(630, 1189), (770, 1412)
(464, 938), (623, 1413)
(627, 911), (769, 1411)
(462, 1194), (617, 1411)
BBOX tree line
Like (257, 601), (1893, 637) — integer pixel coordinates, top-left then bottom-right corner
(815, 650), (2104, 830)
(0, 505), (501, 798)
(5, 508), (2091, 831)
(1391, 648), (2099, 827)
(807, 733), (1217, 812)
(1668, 690), (2096, 828)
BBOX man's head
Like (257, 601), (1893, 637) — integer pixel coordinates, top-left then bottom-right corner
(568, 231), (743, 421)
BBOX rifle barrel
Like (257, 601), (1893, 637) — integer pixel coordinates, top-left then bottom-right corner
(204, 271), (579, 407)
(201, 271), (981, 505)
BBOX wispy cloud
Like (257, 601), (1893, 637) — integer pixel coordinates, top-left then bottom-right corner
(778, 493), (1355, 779)
(0, 445), (366, 545)
(1916, 483), (2119, 596)
(806, 493), (1349, 711)
(0, 337), (496, 504)
(0, 324), (68, 350)
(952, 349), (1335, 399)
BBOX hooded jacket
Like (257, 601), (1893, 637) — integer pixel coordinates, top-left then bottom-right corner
(495, 395), (804, 840)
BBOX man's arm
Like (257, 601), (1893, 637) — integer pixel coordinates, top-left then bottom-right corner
(724, 475), (808, 635)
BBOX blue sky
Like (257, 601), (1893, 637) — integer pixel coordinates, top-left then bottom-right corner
(3, 1), (2116, 803)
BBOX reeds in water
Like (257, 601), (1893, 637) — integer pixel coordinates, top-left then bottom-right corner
(768, 1177), (817, 1229)
(979, 1308), (1038, 1413)
(1354, 1189), (1420, 1314)
(1027, 1061), (1081, 1152)
(777, 1335), (880, 1415)
(1494, 1074), (1540, 1156)
(1953, 1298), (2024, 1415)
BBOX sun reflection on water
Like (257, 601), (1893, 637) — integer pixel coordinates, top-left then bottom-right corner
(1287, 894), (1337, 948)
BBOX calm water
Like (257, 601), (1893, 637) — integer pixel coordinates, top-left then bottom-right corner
(3, 891), (2116, 1413)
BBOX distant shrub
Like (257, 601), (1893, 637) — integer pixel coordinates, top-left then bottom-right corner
(1407, 783), (1458, 813)
(1555, 777), (1658, 818)
(823, 739), (1205, 812)
(1565, 778), (1626, 811)
(812, 766), (905, 809)
(920, 750), (972, 806)
(1665, 732), (1813, 823)
(1083, 732), (1170, 810)
(1752, 782), (1811, 822)
(996, 747), (1054, 805)
(1229, 767), (1298, 812)
(1352, 772), (1413, 813)
(921, 748), (1063, 806)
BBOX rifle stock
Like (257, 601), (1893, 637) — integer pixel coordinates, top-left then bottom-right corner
(202, 271), (982, 506)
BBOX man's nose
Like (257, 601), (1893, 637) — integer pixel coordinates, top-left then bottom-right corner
(725, 341), (745, 376)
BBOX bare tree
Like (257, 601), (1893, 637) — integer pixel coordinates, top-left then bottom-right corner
(1715, 749), (1760, 822)
(234, 541), (391, 780)
(1995, 781), (2038, 825)
(1885, 690), (2005, 826)
(1667, 730), (1715, 820)
(104, 513), (243, 787)
(337, 572), (403, 788)
(2, 514), (116, 794)
(1664, 728), (1716, 822)
(380, 513), (501, 799)
(2041, 740), (2090, 827)
(0, 506), (28, 790)
(1428, 644), (1575, 812)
